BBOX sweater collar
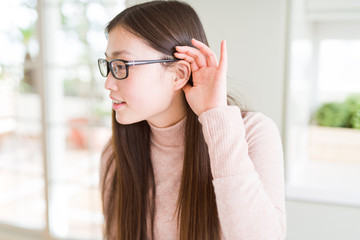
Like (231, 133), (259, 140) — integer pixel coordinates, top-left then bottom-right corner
(148, 116), (186, 147)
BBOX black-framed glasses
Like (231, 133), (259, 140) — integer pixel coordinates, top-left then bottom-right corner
(98, 58), (179, 80)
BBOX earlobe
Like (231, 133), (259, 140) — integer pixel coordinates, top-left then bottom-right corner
(173, 60), (191, 90)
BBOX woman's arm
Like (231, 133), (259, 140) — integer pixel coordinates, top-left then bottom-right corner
(199, 106), (286, 240)
(176, 38), (286, 239)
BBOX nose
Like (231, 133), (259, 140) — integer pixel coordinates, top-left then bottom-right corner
(104, 73), (119, 91)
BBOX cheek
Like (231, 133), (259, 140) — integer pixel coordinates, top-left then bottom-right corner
(126, 69), (173, 106)
(137, 82), (173, 107)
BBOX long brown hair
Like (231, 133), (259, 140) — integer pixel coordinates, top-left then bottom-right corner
(100, 1), (246, 239)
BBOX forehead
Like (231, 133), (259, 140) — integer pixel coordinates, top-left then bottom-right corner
(106, 26), (161, 59)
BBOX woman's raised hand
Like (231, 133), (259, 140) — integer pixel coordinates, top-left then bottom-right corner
(174, 38), (228, 116)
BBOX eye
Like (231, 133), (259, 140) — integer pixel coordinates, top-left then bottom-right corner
(113, 62), (126, 73)
(116, 64), (125, 69)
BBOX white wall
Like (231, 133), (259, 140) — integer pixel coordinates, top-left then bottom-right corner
(286, 200), (360, 240)
(186, 0), (288, 133)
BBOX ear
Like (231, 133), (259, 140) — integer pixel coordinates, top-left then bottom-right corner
(173, 60), (191, 90)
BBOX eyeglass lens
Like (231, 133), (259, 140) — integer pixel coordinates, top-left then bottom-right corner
(98, 59), (108, 77)
(98, 59), (127, 79)
(111, 60), (127, 79)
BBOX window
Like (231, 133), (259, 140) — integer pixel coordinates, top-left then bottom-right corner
(285, 0), (360, 206)
(0, 0), (45, 230)
(0, 0), (125, 239)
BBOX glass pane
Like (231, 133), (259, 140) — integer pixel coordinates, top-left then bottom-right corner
(0, 122), (45, 228)
(48, 125), (109, 239)
(49, 183), (102, 239)
(0, 0), (45, 230)
(44, 0), (120, 238)
(285, 1), (360, 206)
(318, 40), (360, 100)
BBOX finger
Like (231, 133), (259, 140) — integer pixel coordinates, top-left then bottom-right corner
(218, 40), (228, 73)
(174, 52), (200, 72)
(175, 46), (207, 68)
(191, 38), (218, 67)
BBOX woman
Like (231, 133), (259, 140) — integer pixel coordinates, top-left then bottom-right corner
(99, 1), (286, 239)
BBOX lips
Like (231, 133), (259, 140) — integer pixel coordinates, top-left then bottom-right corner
(110, 95), (126, 110)
(113, 102), (126, 110)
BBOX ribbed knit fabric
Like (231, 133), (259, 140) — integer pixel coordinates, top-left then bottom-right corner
(100, 105), (286, 240)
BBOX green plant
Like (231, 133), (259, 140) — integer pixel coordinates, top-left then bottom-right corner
(344, 94), (360, 113)
(344, 94), (360, 129)
(350, 108), (360, 129)
(315, 102), (350, 127)
(19, 26), (35, 45)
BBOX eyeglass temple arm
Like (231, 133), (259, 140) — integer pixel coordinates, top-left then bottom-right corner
(125, 59), (178, 66)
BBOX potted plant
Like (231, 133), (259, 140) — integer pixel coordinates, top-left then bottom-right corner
(308, 94), (360, 163)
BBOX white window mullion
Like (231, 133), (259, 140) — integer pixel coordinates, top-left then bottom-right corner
(37, 0), (52, 239)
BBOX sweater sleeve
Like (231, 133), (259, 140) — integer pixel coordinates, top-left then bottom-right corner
(198, 106), (286, 240)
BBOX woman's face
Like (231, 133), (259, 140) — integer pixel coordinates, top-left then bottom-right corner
(104, 26), (185, 127)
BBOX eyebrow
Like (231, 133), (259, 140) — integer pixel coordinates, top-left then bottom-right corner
(104, 50), (135, 58)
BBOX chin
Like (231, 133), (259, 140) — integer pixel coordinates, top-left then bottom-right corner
(115, 114), (143, 125)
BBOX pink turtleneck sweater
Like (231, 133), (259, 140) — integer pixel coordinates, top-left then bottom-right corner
(101, 106), (286, 240)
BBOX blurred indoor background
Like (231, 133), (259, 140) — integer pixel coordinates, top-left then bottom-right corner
(0, 0), (359, 239)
